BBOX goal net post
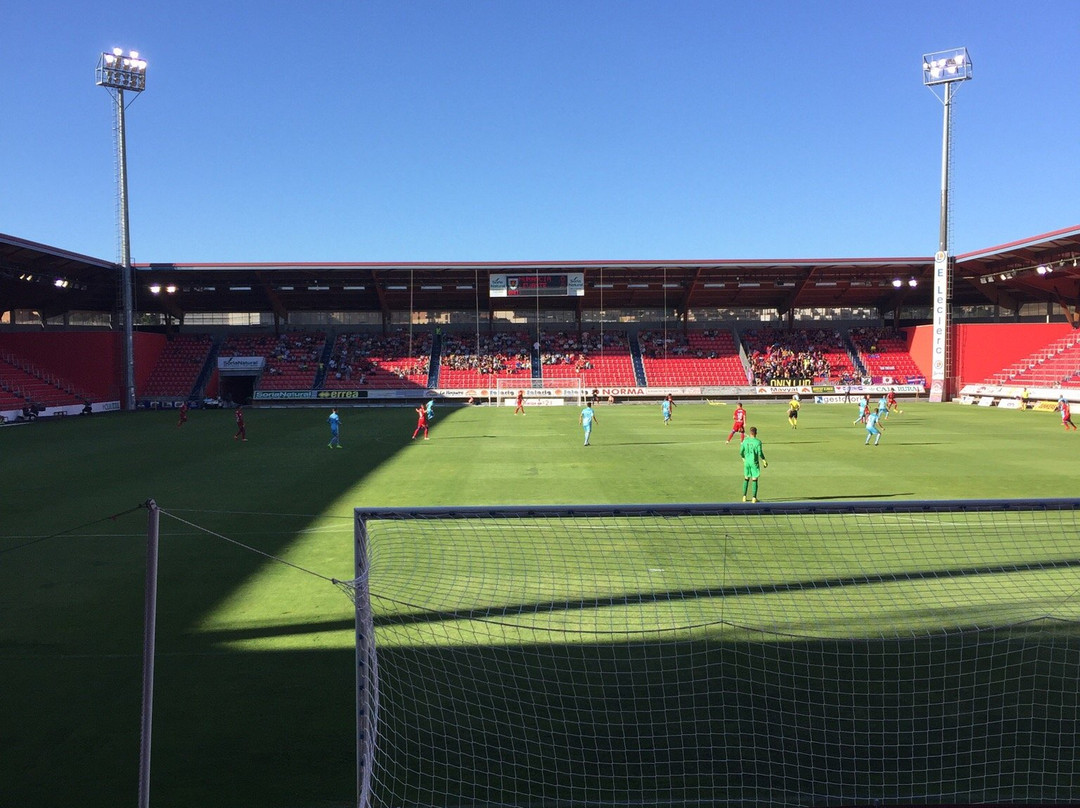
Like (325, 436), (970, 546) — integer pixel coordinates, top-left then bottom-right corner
(492, 376), (585, 406)
(348, 499), (1080, 808)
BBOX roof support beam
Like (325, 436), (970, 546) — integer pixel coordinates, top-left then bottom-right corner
(1055, 293), (1080, 328)
(369, 269), (389, 321)
(959, 272), (1022, 313)
(157, 295), (185, 322)
(1050, 282), (1080, 309)
(877, 288), (910, 318)
(254, 271), (288, 322)
(777, 267), (817, 316)
(978, 287), (1021, 313)
(677, 266), (704, 313)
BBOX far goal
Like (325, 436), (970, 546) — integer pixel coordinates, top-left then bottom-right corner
(344, 499), (1080, 808)
(492, 376), (585, 406)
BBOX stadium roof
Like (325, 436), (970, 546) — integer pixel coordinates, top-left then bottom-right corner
(3, 226), (1080, 322)
(0, 235), (117, 321)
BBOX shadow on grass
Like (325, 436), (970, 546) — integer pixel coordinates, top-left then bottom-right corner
(4, 409), (1080, 808)
(0, 407), (423, 808)
(15, 626), (1078, 807)
(367, 631), (1080, 807)
(361, 553), (1080, 631)
(773, 492), (918, 501)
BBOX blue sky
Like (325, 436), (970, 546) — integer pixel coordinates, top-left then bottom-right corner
(3, 1), (1079, 264)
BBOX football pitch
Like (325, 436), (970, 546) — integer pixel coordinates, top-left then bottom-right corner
(1, 401), (1077, 807)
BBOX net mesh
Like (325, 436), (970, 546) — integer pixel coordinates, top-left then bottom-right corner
(349, 502), (1080, 807)
(494, 377), (585, 405)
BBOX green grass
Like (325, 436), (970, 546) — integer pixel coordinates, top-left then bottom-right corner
(1, 401), (1078, 806)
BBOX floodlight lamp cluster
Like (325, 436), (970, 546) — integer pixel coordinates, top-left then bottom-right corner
(978, 259), (1072, 284)
(922, 49), (972, 86)
(148, 284), (177, 295)
(10, 272), (82, 289)
(891, 278), (919, 288)
(97, 48), (148, 92)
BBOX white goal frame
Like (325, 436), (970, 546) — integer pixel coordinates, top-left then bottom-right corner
(492, 376), (586, 406)
(350, 498), (1080, 808)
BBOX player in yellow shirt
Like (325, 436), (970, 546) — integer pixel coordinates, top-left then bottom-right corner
(787, 394), (801, 429)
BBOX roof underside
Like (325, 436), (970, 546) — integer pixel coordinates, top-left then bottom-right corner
(3, 228), (1080, 321)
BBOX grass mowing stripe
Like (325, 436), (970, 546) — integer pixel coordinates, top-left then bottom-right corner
(1, 401), (1078, 807)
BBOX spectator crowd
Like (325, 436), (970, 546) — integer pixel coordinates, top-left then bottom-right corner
(440, 332), (531, 375)
(741, 327), (852, 384)
(638, 329), (728, 360)
(327, 330), (432, 384)
(539, 330), (625, 373)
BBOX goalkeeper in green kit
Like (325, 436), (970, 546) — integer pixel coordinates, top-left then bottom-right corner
(739, 426), (767, 502)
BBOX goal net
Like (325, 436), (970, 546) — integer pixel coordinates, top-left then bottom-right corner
(345, 500), (1080, 808)
(493, 376), (585, 406)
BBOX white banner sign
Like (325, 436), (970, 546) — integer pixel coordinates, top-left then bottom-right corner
(218, 356), (266, 372)
(929, 250), (949, 402)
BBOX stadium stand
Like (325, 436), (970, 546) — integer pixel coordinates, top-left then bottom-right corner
(741, 327), (859, 384)
(849, 326), (926, 382)
(438, 331), (533, 388)
(219, 331), (326, 391)
(0, 353), (85, 408)
(989, 331), (1080, 387)
(323, 330), (432, 389)
(142, 333), (214, 398)
(539, 330), (637, 387)
(0, 388), (26, 410)
(638, 329), (747, 386)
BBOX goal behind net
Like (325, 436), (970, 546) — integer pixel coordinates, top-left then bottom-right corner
(493, 376), (586, 406)
(345, 500), (1080, 808)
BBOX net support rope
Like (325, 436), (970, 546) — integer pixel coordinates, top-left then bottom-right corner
(67, 501), (1080, 808)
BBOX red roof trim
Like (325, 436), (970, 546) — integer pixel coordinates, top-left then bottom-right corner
(956, 224), (1080, 260)
(136, 256), (934, 272)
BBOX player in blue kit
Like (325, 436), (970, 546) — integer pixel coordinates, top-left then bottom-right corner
(661, 394), (674, 425)
(853, 395), (870, 426)
(580, 403), (597, 446)
(864, 409), (884, 445)
(876, 394), (889, 421)
(327, 408), (342, 448)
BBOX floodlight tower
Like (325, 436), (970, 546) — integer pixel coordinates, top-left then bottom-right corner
(922, 48), (972, 402)
(96, 48), (147, 411)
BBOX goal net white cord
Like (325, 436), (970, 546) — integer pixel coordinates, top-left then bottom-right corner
(347, 500), (1080, 808)
(493, 377), (585, 406)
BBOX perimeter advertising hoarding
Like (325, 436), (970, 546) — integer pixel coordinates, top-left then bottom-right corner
(489, 273), (585, 297)
(249, 384), (924, 403)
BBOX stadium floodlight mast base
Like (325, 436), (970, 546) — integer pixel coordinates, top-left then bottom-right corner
(922, 47), (971, 403)
(138, 499), (160, 808)
(96, 47), (147, 412)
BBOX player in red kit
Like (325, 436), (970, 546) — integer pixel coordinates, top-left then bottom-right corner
(177, 401), (189, 427)
(515, 390), (525, 415)
(412, 405), (429, 440)
(233, 406), (247, 441)
(1058, 397), (1077, 431)
(886, 390), (902, 415)
(727, 402), (747, 444)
